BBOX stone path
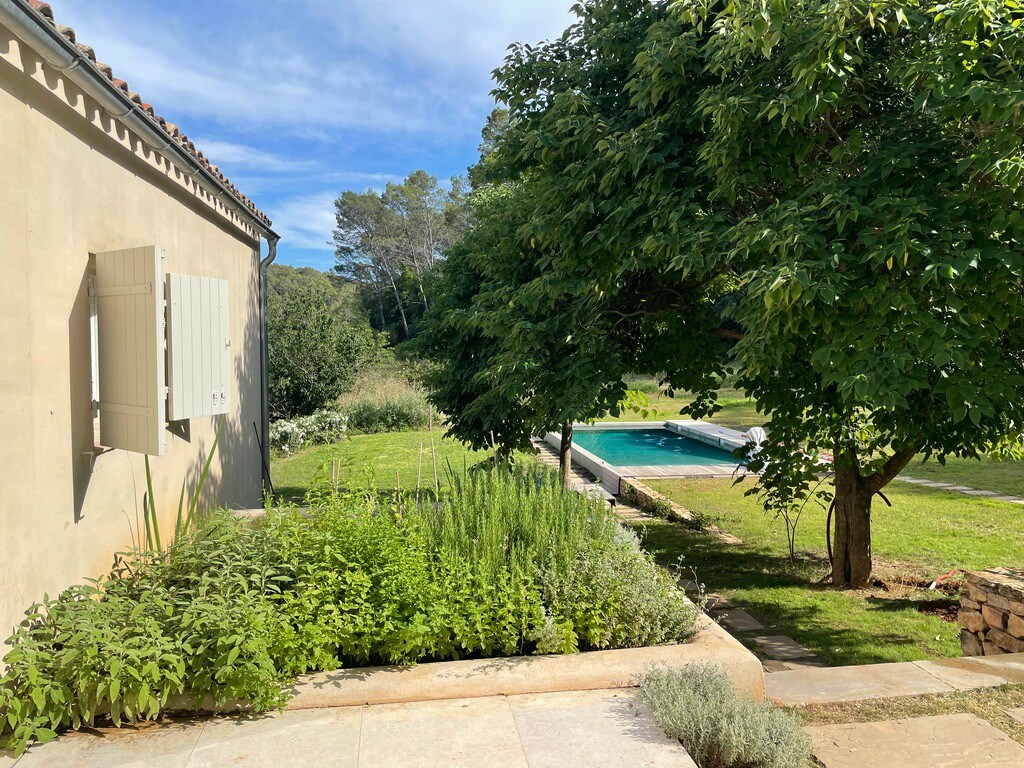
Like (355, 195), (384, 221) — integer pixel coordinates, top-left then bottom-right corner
(700, 593), (829, 672)
(894, 476), (1024, 504)
(2, 689), (695, 768)
(767, 654), (1024, 706)
(806, 713), (1024, 768)
(776, 655), (1024, 767)
(531, 439), (615, 503)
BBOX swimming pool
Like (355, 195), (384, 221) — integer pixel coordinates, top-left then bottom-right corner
(572, 428), (740, 468)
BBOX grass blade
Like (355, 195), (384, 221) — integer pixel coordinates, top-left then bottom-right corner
(184, 423), (222, 532)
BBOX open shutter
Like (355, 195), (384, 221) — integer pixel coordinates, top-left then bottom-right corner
(167, 274), (231, 420)
(95, 246), (167, 455)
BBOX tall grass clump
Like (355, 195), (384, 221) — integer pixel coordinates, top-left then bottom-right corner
(623, 374), (666, 395)
(0, 466), (696, 754)
(337, 369), (430, 433)
(641, 665), (812, 768)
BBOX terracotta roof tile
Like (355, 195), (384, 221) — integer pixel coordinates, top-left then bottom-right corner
(27, 1), (52, 22)
(23, 0), (272, 228)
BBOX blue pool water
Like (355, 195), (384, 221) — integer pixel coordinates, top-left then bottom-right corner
(572, 428), (739, 467)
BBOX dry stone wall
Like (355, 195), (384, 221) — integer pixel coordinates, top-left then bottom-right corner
(959, 568), (1024, 656)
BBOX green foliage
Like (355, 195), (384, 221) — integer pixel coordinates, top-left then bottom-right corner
(421, 182), (721, 455)
(267, 263), (363, 321)
(342, 395), (429, 434)
(269, 410), (349, 456)
(641, 666), (811, 768)
(482, 0), (1024, 583)
(268, 280), (387, 419)
(0, 468), (695, 754)
(334, 170), (470, 341)
(141, 424), (222, 549)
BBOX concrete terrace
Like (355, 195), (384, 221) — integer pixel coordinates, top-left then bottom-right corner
(0, 689), (695, 768)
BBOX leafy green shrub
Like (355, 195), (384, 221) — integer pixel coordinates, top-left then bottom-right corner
(0, 468), (695, 754)
(418, 469), (697, 655)
(336, 367), (431, 433)
(342, 395), (429, 433)
(269, 410), (348, 456)
(640, 665), (811, 768)
(268, 282), (387, 419)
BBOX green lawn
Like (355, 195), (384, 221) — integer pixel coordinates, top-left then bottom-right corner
(271, 430), (489, 501)
(613, 382), (1024, 494)
(602, 388), (766, 431)
(636, 477), (1024, 665)
(900, 455), (1024, 497)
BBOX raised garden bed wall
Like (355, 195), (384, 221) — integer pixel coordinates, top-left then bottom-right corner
(959, 569), (1024, 656)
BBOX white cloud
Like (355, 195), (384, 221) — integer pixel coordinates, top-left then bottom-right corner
(53, 1), (577, 136)
(317, 171), (405, 188)
(188, 139), (314, 171)
(272, 192), (338, 252)
(301, 0), (576, 81)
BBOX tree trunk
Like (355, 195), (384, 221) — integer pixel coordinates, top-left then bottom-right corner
(374, 284), (386, 330)
(832, 461), (875, 588)
(831, 444), (917, 589)
(559, 420), (573, 492)
(386, 272), (410, 339)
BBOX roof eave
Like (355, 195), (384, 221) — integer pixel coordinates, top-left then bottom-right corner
(0, 0), (280, 242)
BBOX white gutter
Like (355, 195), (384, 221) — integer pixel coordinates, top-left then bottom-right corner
(0, 0), (279, 242)
(259, 237), (279, 495)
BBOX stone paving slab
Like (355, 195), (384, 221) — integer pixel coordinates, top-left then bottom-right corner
(763, 659), (830, 674)
(188, 708), (362, 768)
(894, 476), (1024, 503)
(16, 721), (204, 768)
(8, 690), (697, 768)
(957, 653), (1024, 683)
(508, 689), (696, 767)
(358, 695), (528, 768)
(806, 713), (1024, 768)
(767, 654), (1024, 706)
(915, 658), (1023, 691)
(754, 635), (819, 662)
(767, 661), (956, 705)
(714, 608), (764, 632)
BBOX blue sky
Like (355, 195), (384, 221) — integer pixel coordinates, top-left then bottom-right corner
(55, 0), (576, 269)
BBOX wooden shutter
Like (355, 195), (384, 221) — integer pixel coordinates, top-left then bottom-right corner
(166, 274), (231, 420)
(95, 246), (167, 455)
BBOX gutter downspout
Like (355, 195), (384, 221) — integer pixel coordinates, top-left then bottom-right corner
(259, 236), (279, 496)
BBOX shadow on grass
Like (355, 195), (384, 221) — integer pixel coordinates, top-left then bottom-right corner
(630, 519), (956, 666)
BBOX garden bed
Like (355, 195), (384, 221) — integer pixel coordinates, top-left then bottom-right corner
(170, 612), (763, 712)
(0, 467), (710, 754)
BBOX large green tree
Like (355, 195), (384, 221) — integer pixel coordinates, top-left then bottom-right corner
(423, 175), (725, 488)
(268, 281), (386, 419)
(334, 171), (470, 340)
(422, 183), (634, 488)
(482, 0), (1024, 587)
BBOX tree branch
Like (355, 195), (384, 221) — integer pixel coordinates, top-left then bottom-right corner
(869, 445), (918, 493)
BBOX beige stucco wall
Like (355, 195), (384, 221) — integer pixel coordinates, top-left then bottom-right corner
(0, 27), (264, 641)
